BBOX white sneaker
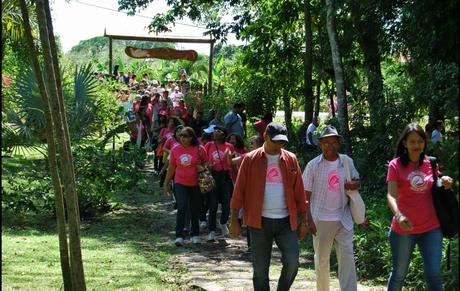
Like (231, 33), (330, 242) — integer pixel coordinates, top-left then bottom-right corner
(200, 221), (208, 230)
(191, 236), (201, 245)
(207, 231), (216, 242)
(221, 223), (229, 236)
(175, 237), (184, 246)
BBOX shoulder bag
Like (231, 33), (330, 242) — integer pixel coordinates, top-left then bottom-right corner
(429, 156), (459, 270)
(342, 155), (366, 225)
(428, 157), (459, 238)
(197, 145), (215, 193)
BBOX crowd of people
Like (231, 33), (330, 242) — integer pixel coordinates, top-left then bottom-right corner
(107, 71), (454, 291)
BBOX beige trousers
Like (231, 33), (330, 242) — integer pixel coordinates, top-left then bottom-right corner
(312, 220), (357, 291)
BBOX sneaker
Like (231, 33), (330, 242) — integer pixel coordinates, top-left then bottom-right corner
(221, 223), (229, 236)
(191, 236), (201, 245)
(175, 237), (184, 247)
(199, 221), (207, 230)
(207, 231), (216, 242)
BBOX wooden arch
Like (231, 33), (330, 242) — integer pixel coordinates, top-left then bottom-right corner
(104, 31), (215, 94)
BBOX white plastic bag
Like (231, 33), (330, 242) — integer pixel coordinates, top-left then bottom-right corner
(342, 155), (366, 224)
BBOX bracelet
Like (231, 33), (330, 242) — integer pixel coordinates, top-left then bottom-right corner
(395, 212), (403, 220)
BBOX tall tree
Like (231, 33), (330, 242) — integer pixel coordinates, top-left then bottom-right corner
(325, 0), (351, 153)
(34, 0), (86, 288)
(18, 0), (72, 289)
(349, 1), (384, 129)
(303, 0), (314, 124)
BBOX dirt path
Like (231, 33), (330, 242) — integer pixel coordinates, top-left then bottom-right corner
(141, 161), (386, 291)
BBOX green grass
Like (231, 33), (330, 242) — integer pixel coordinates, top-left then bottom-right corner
(2, 184), (184, 290)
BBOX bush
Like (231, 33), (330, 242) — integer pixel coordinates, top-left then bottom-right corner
(2, 145), (144, 219)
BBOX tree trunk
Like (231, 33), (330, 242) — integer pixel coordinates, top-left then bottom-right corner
(35, 0), (86, 289)
(350, 3), (384, 130)
(325, 0), (351, 153)
(315, 78), (321, 118)
(303, 0), (314, 124)
(18, 1), (72, 290)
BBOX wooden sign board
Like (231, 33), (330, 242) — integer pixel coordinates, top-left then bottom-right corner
(125, 46), (198, 62)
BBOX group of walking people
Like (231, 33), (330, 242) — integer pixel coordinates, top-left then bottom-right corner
(160, 115), (454, 291)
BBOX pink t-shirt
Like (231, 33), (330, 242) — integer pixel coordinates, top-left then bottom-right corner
(159, 127), (174, 141)
(170, 144), (207, 187)
(386, 157), (440, 234)
(164, 136), (180, 151)
(205, 142), (235, 171)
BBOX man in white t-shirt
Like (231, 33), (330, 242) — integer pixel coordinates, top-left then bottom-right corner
(302, 125), (361, 291)
(229, 122), (308, 291)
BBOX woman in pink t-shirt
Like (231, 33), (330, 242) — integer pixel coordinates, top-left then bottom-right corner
(386, 123), (453, 291)
(164, 126), (207, 247)
(204, 126), (235, 242)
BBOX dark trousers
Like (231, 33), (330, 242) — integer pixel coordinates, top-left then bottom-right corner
(249, 217), (299, 291)
(207, 175), (233, 231)
(174, 183), (202, 238)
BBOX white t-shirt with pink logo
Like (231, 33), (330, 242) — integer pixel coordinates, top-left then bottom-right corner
(262, 153), (288, 218)
(318, 159), (343, 221)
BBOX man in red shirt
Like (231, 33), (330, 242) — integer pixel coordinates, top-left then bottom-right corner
(229, 122), (308, 291)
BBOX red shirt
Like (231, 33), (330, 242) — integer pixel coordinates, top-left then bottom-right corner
(254, 119), (269, 136)
(170, 144), (207, 187)
(230, 146), (307, 230)
(386, 157), (440, 234)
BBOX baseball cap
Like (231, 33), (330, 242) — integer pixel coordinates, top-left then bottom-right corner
(266, 122), (288, 142)
(203, 124), (216, 134)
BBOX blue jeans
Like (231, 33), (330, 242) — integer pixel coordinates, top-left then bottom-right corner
(207, 173), (233, 231)
(249, 217), (299, 291)
(174, 183), (202, 238)
(387, 228), (443, 291)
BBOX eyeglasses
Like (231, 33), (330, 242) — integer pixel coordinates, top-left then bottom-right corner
(180, 134), (192, 138)
(214, 129), (224, 134)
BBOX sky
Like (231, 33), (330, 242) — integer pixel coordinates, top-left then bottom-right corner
(51, 0), (243, 55)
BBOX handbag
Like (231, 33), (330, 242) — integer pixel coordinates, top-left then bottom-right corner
(429, 156), (459, 270)
(428, 157), (459, 238)
(197, 145), (215, 193)
(342, 155), (366, 225)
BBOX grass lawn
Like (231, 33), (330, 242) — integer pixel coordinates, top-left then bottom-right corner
(2, 176), (184, 290)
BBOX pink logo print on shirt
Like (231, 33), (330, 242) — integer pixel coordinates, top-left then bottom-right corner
(179, 154), (193, 166)
(266, 164), (282, 184)
(212, 151), (224, 164)
(328, 170), (340, 193)
(408, 170), (427, 192)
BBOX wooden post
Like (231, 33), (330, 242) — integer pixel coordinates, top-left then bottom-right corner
(109, 37), (113, 76)
(208, 37), (214, 96)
